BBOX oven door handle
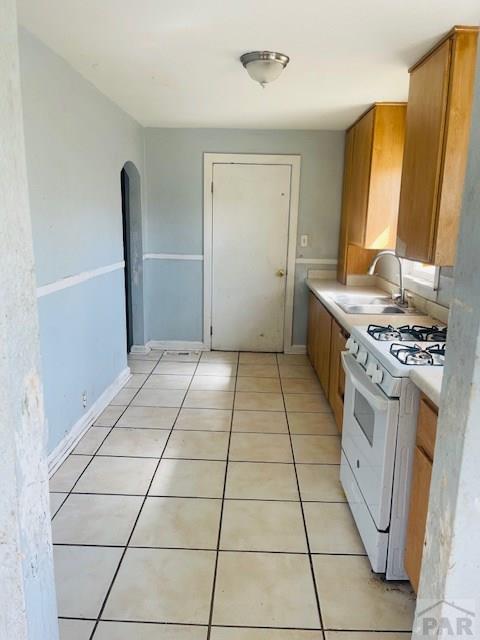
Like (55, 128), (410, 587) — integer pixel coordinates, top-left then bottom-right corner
(341, 352), (389, 412)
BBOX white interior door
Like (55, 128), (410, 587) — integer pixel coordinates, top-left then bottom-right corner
(211, 162), (291, 352)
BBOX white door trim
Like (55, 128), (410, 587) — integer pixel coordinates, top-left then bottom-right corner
(203, 153), (301, 352)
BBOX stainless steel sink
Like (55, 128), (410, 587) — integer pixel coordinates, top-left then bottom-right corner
(333, 294), (418, 315)
(339, 303), (405, 314)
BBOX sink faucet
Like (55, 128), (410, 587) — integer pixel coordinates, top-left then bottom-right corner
(367, 250), (406, 306)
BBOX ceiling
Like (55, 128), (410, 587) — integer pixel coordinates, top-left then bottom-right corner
(18, 1), (480, 130)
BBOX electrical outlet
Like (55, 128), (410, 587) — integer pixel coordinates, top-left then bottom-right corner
(82, 391), (87, 408)
(300, 234), (308, 248)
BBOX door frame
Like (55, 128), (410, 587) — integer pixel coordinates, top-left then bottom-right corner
(203, 153), (301, 352)
(121, 168), (133, 352)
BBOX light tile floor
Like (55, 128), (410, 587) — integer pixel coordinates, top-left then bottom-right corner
(50, 350), (415, 640)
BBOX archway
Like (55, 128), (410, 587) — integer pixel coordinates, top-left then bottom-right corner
(120, 161), (145, 351)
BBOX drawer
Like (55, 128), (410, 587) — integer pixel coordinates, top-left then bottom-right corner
(340, 452), (388, 573)
(416, 394), (438, 460)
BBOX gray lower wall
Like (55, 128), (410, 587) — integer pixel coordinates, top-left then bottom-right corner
(144, 128), (345, 345)
(19, 29), (145, 454)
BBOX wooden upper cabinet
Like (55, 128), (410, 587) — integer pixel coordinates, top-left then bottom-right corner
(337, 128), (355, 283)
(349, 104), (406, 250)
(396, 26), (479, 265)
(348, 108), (375, 248)
(337, 103), (406, 283)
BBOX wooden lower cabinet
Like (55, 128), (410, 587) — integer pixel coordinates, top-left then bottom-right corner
(307, 293), (319, 367)
(307, 293), (349, 430)
(329, 319), (348, 432)
(405, 394), (438, 592)
(316, 302), (332, 393)
(307, 293), (332, 395)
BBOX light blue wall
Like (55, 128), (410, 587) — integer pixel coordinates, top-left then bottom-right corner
(145, 260), (203, 342)
(38, 271), (127, 452)
(19, 31), (345, 453)
(19, 29), (145, 454)
(144, 128), (345, 345)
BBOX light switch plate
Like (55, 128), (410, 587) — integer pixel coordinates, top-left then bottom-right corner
(300, 235), (308, 248)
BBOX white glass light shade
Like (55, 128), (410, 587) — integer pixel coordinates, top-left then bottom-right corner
(240, 51), (289, 87)
(244, 59), (285, 85)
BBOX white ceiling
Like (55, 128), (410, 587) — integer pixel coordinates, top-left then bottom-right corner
(18, 0), (480, 129)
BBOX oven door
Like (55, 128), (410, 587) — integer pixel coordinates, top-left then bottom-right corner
(341, 352), (399, 531)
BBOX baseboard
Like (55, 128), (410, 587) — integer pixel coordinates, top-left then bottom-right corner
(147, 340), (209, 351)
(129, 344), (151, 354)
(285, 344), (307, 355)
(47, 366), (131, 477)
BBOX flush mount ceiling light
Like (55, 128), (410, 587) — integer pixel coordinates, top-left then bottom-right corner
(240, 51), (290, 88)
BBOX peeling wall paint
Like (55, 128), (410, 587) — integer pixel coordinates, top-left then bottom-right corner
(0, 1), (58, 637)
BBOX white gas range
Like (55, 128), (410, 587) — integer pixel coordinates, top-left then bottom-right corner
(340, 322), (446, 580)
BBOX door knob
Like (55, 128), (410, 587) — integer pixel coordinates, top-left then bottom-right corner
(276, 269), (286, 277)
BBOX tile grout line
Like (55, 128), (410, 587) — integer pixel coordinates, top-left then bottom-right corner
(60, 614), (413, 634)
(54, 352), (334, 636)
(66, 453), (341, 466)
(277, 353), (327, 640)
(87, 352), (202, 640)
(205, 351), (239, 640)
(52, 542), (367, 558)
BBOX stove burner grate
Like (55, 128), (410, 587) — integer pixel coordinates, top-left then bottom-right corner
(411, 325), (448, 342)
(389, 342), (446, 366)
(368, 324), (423, 341)
(367, 323), (447, 342)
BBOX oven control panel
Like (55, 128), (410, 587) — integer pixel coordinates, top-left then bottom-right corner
(346, 338), (387, 387)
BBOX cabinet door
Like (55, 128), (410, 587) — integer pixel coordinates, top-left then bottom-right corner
(315, 302), (332, 395)
(337, 128), (356, 283)
(405, 446), (433, 592)
(416, 395), (438, 460)
(307, 293), (319, 367)
(329, 319), (348, 432)
(365, 104), (406, 249)
(348, 108), (374, 247)
(396, 39), (451, 262)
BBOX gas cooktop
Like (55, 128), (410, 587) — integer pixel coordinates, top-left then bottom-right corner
(367, 323), (447, 343)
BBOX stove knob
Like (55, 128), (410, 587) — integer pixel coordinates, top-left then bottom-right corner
(357, 349), (368, 365)
(366, 362), (376, 377)
(346, 338), (359, 354)
(371, 368), (384, 384)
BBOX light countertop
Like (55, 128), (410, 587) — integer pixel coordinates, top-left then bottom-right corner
(306, 278), (442, 405)
(409, 369), (442, 408)
(305, 278), (436, 332)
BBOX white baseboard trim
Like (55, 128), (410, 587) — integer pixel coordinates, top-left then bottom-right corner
(47, 366), (131, 477)
(285, 344), (307, 355)
(130, 344), (151, 354)
(147, 340), (209, 351)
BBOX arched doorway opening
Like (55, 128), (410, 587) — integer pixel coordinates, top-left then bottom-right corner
(120, 161), (144, 352)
